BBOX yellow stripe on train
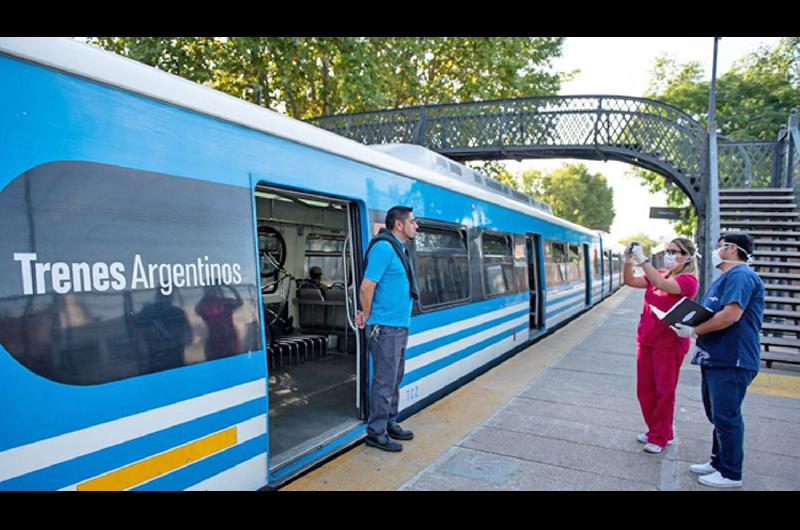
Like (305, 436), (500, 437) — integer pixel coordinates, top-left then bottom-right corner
(77, 427), (238, 491)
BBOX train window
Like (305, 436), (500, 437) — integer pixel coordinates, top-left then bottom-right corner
(592, 245), (601, 276)
(0, 162), (262, 386)
(568, 244), (584, 282)
(481, 232), (514, 297)
(414, 225), (470, 309)
(305, 235), (346, 285)
(544, 240), (568, 287)
(513, 234), (528, 293)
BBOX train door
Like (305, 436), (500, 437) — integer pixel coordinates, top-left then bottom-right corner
(525, 234), (544, 330)
(605, 250), (613, 293)
(583, 243), (591, 305)
(254, 185), (364, 472)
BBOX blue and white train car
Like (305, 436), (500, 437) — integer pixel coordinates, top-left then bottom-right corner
(0, 38), (625, 490)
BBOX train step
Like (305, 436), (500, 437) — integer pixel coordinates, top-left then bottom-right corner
(751, 260), (800, 269)
(758, 272), (800, 281)
(720, 203), (798, 210)
(737, 230), (800, 238)
(720, 188), (794, 194)
(761, 349), (800, 368)
(764, 309), (800, 320)
(721, 212), (800, 219)
(765, 296), (800, 305)
(762, 321), (800, 335)
(754, 250), (800, 258)
(721, 220), (800, 228)
(764, 283), (800, 292)
(754, 239), (800, 247)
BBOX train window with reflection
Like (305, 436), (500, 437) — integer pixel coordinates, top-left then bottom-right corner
(413, 224), (470, 309)
(568, 244), (584, 282)
(0, 161), (262, 386)
(544, 240), (568, 287)
(481, 232), (514, 297)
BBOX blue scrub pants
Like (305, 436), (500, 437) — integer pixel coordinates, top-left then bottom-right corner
(701, 366), (757, 481)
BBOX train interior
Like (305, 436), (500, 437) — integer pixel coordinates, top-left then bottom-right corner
(255, 186), (361, 470)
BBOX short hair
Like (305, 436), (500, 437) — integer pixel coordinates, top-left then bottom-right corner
(385, 206), (413, 231)
(719, 231), (753, 260)
(309, 266), (322, 279)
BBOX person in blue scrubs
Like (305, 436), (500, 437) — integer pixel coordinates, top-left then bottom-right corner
(673, 231), (764, 488)
(355, 206), (419, 452)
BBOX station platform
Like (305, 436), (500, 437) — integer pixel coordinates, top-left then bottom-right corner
(283, 287), (800, 491)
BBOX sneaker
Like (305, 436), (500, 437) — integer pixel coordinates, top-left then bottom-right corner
(689, 461), (717, 475)
(698, 471), (742, 488)
(365, 434), (402, 452)
(387, 422), (414, 441)
(643, 443), (663, 454)
(637, 433), (674, 445)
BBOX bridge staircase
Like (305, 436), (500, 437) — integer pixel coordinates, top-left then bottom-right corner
(720, 188), (800, 368)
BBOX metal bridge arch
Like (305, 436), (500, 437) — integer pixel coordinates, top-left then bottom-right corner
(309, 97), (800, 293)
(308, 95), (709, 215)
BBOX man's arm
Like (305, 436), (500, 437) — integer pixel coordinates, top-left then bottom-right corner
(694, 303), (744, 336)
(355, 279), (377, 329)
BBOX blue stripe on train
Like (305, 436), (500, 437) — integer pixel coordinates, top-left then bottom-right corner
(407, 308), (529, 360)
(410, 293), (527, 335)
(0, 398), (265, 491)
(404, 320), (525, 386)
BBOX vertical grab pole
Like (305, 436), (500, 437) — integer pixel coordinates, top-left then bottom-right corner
(343, 203), (362, 410)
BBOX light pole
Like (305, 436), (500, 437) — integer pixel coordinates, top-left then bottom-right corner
(706, 37), (721, 287)
(245, 82), (262, 107)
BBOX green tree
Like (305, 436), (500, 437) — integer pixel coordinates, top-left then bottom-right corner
(632, 37), (800, 237)
(503, 163), (615, 231)
(87, 37), (573, 120)
(619, 233), (659, 255)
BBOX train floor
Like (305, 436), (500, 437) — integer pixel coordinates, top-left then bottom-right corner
(283, 287), (800, 491)
(268, 351), (358, 469)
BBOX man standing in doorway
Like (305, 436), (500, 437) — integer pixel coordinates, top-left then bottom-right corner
(355, 205), (419, 452)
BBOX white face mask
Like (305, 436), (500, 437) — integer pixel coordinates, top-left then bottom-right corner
(664, 254), (678, 269)
(713, 244), (750, 268)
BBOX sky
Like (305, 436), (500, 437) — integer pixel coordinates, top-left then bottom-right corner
(514, 37), (784, 244)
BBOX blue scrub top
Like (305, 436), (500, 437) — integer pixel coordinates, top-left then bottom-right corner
(364, 235), (413, 328)
(695, 264), (764, 371)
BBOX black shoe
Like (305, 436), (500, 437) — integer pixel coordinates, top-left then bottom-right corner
(365, 434), (403, 452)
(387, 423), (414, 441)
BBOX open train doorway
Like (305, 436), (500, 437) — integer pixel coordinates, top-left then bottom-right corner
(255, 185), (364, 471)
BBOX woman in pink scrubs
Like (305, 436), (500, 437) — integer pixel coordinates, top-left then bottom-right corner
(624, 238), (699, 454)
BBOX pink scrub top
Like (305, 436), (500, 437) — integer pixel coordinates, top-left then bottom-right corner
(637, 270), (699, 346)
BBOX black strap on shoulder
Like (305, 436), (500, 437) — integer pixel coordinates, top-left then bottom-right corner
(364, 228), (419, 300)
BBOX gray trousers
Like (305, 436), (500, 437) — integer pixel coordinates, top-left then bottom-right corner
(366, 325), (408, 437)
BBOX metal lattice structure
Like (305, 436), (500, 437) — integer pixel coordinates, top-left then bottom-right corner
(308, 95), (710, 212)
(309, 100), (800, 296)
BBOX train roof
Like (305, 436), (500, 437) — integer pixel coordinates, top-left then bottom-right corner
(370, 144), (554, 216)
(0, 37), (596, 237)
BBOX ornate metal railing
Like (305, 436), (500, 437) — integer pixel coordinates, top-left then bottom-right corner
(308, 95), (709, 210)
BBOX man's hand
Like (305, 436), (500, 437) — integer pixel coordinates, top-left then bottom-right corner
(355, 310), (367, 329)
(632, 245), (648, 265)
(672, 323), (695, 338)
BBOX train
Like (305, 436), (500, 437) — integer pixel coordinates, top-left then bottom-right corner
(0, 37), (625, 490)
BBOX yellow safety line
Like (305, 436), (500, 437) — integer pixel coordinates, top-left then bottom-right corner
(750, 372), (800, 400)
(77, 427), (238, 491)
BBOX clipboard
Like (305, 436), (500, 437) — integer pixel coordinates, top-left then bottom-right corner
(649, 296), (714, 327)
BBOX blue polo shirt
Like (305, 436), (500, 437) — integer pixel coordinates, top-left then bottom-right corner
(694, 264), (764, 371)
(364, 235), (413, 328)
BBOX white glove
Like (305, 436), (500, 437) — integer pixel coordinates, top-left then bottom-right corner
(672, 323), (694, 338)
(623, 246), (634, 264)
(631, 245), (647, 265)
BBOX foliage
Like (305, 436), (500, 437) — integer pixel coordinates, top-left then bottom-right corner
(632, 37), (800, 237)
(502, 163), (615, 231)
(618, 233), (659, 255)
(88, 37), (572, 120)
